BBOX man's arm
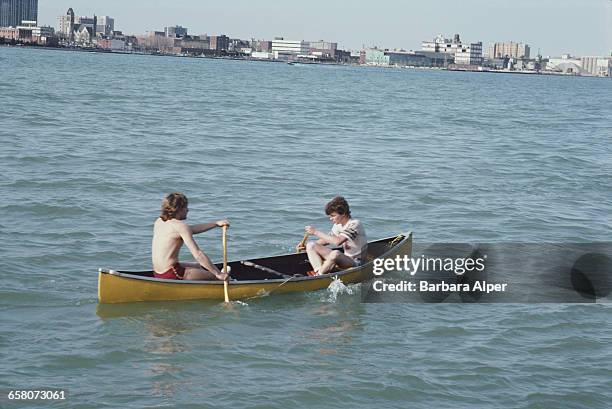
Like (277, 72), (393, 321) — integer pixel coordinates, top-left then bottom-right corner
(176, 222), (225, 278)
(191, 219), (229, 235)
(305, 226), (348, 247)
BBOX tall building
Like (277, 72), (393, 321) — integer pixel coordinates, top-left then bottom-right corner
(455, 42), (483, 66)
(165, 25), (187, 38)
(96, 16), (114, 36)
(210, 34), (229, 51)
(0, 0), (38, 27)
(57, 7), (74, 40)
(487, 42), (530, 60)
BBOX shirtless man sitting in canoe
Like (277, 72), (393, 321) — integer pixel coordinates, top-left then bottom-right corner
(299, 196), (367, 276)
(152, 192), (229, 281)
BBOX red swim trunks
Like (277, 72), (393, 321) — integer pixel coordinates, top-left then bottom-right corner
(154, 264), (185, 280)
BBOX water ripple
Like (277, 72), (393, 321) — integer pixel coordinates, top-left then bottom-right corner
(0, 47), (611, 409)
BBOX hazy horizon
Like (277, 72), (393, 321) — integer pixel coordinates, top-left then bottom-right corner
(38, 0), (612, 57)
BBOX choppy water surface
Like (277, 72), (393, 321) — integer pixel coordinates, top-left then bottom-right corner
(1, 47), (611, 408)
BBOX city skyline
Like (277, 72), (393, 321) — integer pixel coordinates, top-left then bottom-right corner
(37, 0), (612, 57)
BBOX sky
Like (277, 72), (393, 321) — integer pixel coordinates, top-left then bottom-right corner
(39, 0), (612, 57)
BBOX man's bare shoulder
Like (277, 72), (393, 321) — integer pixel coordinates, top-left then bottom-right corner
(155, 218), (189, 232)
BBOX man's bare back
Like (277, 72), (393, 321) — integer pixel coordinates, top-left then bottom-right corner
(152, 218), (189, 273)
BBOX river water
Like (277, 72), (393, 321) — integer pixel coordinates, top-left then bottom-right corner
(1, 47), (611, 408)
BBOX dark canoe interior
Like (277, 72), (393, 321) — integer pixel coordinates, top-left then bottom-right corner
(118, 235), (404, 281)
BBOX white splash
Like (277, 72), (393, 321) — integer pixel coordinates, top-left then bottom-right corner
(326, 277), (354, 302)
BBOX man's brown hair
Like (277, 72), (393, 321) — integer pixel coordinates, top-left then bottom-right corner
(325, 196), (351, 217)
(160, 192), (188, 221)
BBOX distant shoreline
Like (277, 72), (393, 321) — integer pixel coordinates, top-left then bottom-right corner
(2, 43), (608, 79)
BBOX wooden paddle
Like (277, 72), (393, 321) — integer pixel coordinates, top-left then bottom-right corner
(296, 233), (310, 253)
(222, 225), (229, 303)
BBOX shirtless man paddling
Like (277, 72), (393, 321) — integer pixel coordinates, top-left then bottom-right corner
(152, 192), (229, 281)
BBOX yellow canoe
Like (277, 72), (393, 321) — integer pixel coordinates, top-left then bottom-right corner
(98, 232), (412, 304)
